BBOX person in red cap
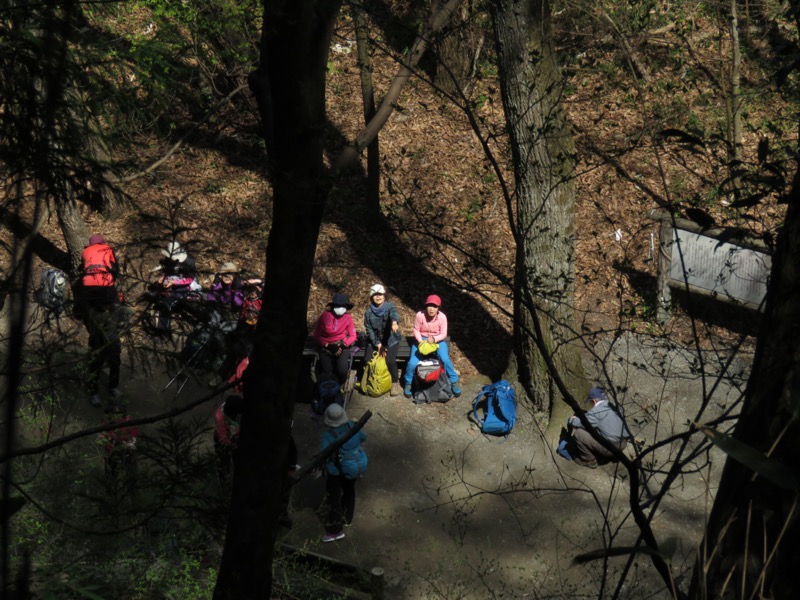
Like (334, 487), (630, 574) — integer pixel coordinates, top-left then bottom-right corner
(403, 294), (461, 398)
(79, 234), (123, 410)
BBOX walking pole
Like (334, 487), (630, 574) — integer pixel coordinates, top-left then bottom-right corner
(342, 345), (360, 410)
(163, 334), (209, 391)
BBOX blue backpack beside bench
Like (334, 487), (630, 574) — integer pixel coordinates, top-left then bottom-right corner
(472, 380), (517, 436)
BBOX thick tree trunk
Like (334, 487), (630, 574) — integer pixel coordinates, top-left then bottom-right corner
(213, 2), (343, 598)
(688, 166), (800, 599)
(490, 0), (585, 421)
(354, 3), (381, 206)
(215, 3), (462, 595)
(433, 1), (484, 94)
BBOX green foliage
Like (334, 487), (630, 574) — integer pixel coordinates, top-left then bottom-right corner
(460, 195), (485, 222)
(8, 398), (225, 599)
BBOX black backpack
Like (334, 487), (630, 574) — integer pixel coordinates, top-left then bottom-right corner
(312, 373), (343, 414)
(34, 268), (68, 312)
(413, 359), (454, 404)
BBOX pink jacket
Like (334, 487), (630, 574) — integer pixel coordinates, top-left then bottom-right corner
(312, 310), (357, 347)
(414, 311), (448, 343)
(227, 356), (249, 394)
(214, 404), (239, 448)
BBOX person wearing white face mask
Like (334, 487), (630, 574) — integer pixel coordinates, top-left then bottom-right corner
(312, 293), (357, 384)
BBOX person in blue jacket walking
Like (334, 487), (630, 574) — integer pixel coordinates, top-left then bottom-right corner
(320, 404), (367, 542)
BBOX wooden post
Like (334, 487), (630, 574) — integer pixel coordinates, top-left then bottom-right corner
(371, 567), (385, 600)
(656, 222), (674, 324)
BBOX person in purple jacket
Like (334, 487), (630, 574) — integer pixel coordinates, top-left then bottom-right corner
(312, 293), (357, 384)
(206, 262), (245, 320)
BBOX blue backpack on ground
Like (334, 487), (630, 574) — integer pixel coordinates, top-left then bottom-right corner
(472, 380), (517, 436)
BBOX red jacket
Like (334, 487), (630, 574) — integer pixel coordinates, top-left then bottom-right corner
(82, 243), (117, 287)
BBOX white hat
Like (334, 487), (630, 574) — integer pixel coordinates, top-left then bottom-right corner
(162, 241), (187, 263)
(218, 262), (239, 274)
(369, 283), (386, 296)
(324, 403), (349, 427)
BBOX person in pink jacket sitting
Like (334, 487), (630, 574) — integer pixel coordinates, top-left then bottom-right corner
(312, 293), (357, 384)
(403, 294), (461, 398)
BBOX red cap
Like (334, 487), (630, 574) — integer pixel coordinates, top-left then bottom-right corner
(88, 234), (105, 245)
(425, 294), (441, 307)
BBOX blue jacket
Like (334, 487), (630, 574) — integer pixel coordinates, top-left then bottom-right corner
(321, 422), (367, 479)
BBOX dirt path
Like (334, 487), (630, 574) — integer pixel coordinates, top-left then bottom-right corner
(279, 332), (749, 599)
(14, 310), (748, 599)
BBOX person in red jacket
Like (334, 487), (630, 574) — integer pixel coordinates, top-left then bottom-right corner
(80, 234), (123, 410)
(81, 234), (119, 307)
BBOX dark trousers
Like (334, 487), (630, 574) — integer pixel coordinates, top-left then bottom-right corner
(324, 473), (356, 534)
(363, 342), (399, 383)
(214, 437), (235, 488)
(318, 347), (353, 384)
(572, 427), (628, 464)
(85, 305), (122, 395)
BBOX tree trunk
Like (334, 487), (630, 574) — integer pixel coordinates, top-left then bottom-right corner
(489, 0), (585, 422)
(688, 165), (800, 599)
(433, 1), (484, 94)
(54, 190), (89, 277)
(213, 2), (343, 598)
(354, 2), (380, 206)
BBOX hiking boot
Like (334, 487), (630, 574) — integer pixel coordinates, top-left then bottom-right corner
(451, 382), (462, 397)
(403, 383), (412, 398)
(390, 382), (402, 397)
(90, 394), (102, 408)
(321, 532), (345, 543)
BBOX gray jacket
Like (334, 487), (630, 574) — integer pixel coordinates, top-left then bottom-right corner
(569, 401), (631, 443)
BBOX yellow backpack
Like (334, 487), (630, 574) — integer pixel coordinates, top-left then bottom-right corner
(359, 352), (392, 397)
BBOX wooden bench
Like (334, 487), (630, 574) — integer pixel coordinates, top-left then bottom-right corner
(303, 335), (416, 367)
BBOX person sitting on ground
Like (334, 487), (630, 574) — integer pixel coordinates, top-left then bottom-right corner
(403, 294), (461, 398)
(206, 262), (245, 320)
(363, 284), (403, 397)
(556, 387), (632, 469)
(320, 403), (367, 543)
(312, 293), (357, 385)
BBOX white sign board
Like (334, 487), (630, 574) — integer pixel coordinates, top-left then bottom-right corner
(669, 229), (771, 308)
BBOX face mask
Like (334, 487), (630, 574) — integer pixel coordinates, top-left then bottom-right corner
(333, 306), (346, 316)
